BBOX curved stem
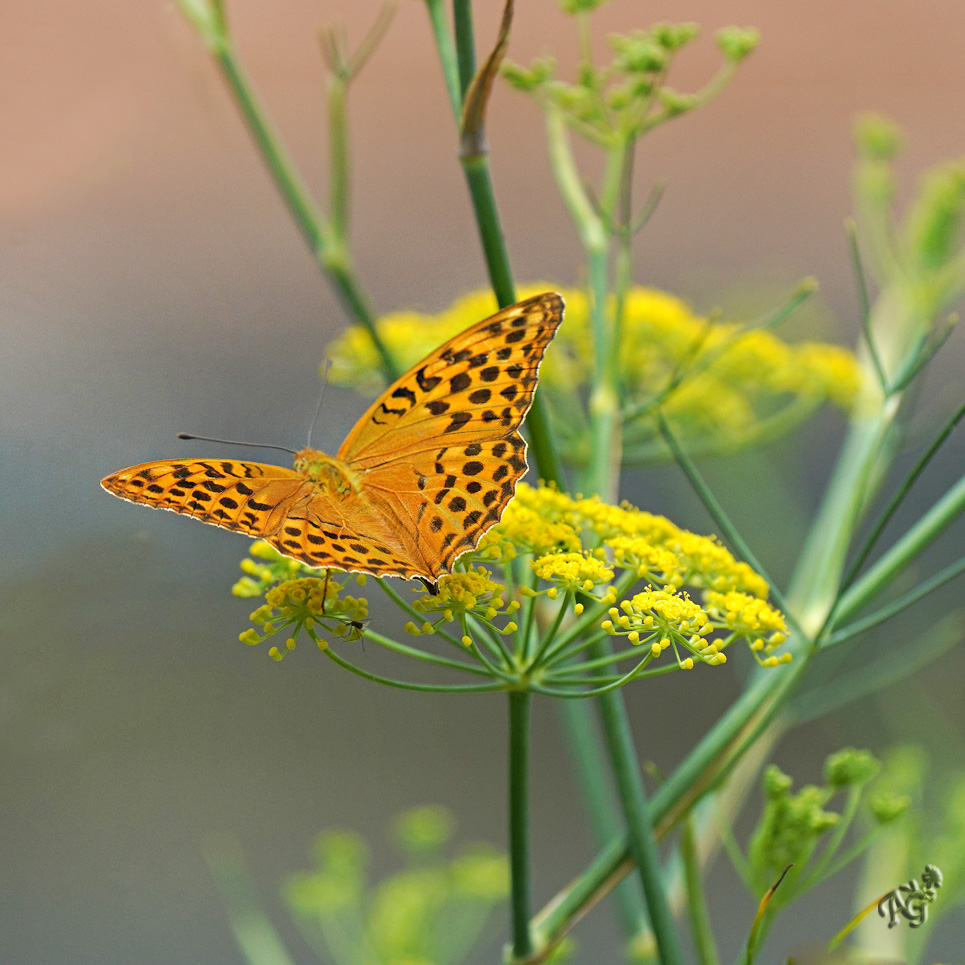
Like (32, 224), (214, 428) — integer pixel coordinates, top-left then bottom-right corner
(362, 627), (494, 676)
(319, 640), (503, 692)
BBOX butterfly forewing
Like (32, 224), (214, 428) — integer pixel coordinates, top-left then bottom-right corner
(101, 460), (312, 535)
(337, 292), (563, 468)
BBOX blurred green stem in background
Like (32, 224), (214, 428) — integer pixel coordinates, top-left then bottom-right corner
(174, 0), (401, 382)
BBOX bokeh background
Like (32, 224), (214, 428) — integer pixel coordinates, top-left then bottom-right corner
(3, 1), (964, 961)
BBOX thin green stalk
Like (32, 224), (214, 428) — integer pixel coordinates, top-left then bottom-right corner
(528, 592), (574, 668)
(681, 813), (721, 965)
(593, 649), (684, 964)
(508, 690), (534, 959)
(467, 605), (516, 662)
(807, 825), (886, 888)
(799, 785), (862, 892)
(845, 218), (889, 392)
(537, 662), (678, 693)
(530, 835), (630, 954)
(362, 627), (494, 676)
(834, 470), (965, 625)
(829, 552), (965, 645)
(434, 3), (565, 488)
(622, 280), (816, 426)
(544, 642), (659, 675)
(787, 395), (900, 634)
(451, 0), (476, 98)
(206, 845), (298, 965)
(841, 399), (965, 591)
(463, 612), (515, 680)
(326, 76), (350, 243)
(542, 569), (640, 658)
(624, 398), (824, 467)
(533, 651), (659, 698)
(546, 107), (614, 499)
(423, 0), (461, 119)
(542, 625), (614, 668)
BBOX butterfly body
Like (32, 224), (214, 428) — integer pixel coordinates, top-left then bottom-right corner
(102, 292), (564, 585)
(293, 449), (358, 495)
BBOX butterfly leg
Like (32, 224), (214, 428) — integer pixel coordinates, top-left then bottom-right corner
(419, 577), (439, 596)
(321, 568), (331, 614)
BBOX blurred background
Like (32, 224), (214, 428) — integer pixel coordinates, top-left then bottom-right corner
(3, 1), (964, 961)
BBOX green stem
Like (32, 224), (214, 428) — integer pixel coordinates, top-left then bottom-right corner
(799, 785), (862, 892)
(451, 0), (476, 98)
(528, 592), (574, 668)
(656, 413), (802, 639)
(544, 642), (658, 675)
(423, 0), (462, 119)
(362, 627), (494, 676)
(508, 690), (534, 959)
(842, 401), (965, 590)
(534, 651), (657, 698)
(436, 4), (565, 489)
(546, 106), (612, 499)
(459, 160), (565, 488)
(681, 813), (721, 965)
(593, 648), (684, 964)
(542, 570), (639, 659)
(327, 75), (350, 243)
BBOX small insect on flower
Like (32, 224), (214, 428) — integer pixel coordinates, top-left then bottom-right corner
(101, 293), (564, 589)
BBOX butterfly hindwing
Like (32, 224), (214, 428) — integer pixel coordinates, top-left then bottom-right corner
(361, 433), (529, 576)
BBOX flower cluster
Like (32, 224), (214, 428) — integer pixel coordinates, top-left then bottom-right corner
(406, 566), (519, 647)
(284, 806), (509, 965)
(739, 748), (910, 921)
(324, 285), (864, 467)
(240, 570), (369, 661)
(476, 482), (788, 670)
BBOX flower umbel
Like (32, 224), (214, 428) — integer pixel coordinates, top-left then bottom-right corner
(237, 480), (789, 694)
(242, 575), (369, 661)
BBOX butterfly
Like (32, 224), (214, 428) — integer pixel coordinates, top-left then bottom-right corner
(101, 292), (563, 589)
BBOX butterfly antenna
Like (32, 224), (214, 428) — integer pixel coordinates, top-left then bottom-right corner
(308, 360), (333, 449)
(177, 433), (298, 456)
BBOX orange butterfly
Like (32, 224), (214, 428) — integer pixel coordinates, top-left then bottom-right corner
(102, 292), (563, 588)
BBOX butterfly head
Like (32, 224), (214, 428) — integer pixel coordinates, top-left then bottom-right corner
(293, 448), (358, 496)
